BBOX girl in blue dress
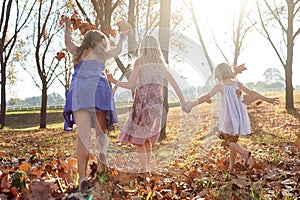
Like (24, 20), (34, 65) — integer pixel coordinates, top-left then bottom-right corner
(64, 18), (129, 191)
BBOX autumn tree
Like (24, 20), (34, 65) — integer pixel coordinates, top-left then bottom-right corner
(29, 0), (65, 128)
(91, 0), (132, 76)
(194, 0), (254, 67)
(0, 0), (36, 128)
(257, 0), (300, 112)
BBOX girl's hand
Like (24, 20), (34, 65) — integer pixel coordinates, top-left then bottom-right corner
(233, 63), (247, 75)
(267, 97), (279, 105)
(105, 69), (115, 83)
(242, 94), (256, 105)
(116, 20), (131, 36)
(63, 17), (72, 30)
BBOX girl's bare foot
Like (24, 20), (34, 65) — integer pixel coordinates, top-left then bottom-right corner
(78, 178), (88, 192)
(97, 153), (107, 173)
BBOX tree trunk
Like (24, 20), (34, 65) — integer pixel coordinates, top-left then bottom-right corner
(0, 60), (6, 129)
(285, 0), (295, 112)
(233, 0), (247, 66)
(258, 0), (297, 112)
(285, 65), (294, 112)
(158, 0), (171, 141)
(40, 82), (47, 128)
(104, 0), (112, 28)
(0, 0), (13, 128)
(128, 0), (138, 56)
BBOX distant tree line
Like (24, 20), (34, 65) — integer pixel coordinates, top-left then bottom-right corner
(7, 92), (64, 106)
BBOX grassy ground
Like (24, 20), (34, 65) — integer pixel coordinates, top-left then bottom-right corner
(5, 110), (64, 129)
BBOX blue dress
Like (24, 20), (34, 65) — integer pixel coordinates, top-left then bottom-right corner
(63, 60), (118, 130)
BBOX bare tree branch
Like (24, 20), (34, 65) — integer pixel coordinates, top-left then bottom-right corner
(91, 0), (101, 27)
(257, 1), (285, 67)
(74, 0), (92, 24)
(112, 0), (122, 12)
(189, 0), (214, 73)
(263, 0), (287, 33)
(294, 27), (300, 37)
(208, 25), (229, 63)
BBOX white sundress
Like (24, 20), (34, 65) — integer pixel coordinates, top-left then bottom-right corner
(218, 82), (251, 136)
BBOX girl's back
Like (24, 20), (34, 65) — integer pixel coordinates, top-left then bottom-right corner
(137, 63), (165, 87)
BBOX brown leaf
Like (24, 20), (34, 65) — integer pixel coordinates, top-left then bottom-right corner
(235, 89), (242, 99)
(0, 174), (10, 189)
(104, 26), (117, 38)
(18, 163), (32, 174)
(78, 22), (97, 35)
(31, 166), (43, 177)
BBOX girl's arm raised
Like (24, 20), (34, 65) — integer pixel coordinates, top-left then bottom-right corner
(107, 20), (131, 58)
(106, 33), (126, 58)
(237, 81), (279, 105)
(64, 19), (77, 55)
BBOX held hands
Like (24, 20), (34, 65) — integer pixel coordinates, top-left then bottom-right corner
(181, 103), (193, 113)
(182, 98), (211, 113)
(182, 103), (192, 113)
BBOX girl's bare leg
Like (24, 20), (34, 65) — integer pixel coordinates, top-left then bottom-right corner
(136, 140), (151, 172)
(73, 110), (91, 185)
(228, 142), (251, 167)
(228, 150), (237, 171)
(95, 111), (108, 172)
(144, 140), (152, 171)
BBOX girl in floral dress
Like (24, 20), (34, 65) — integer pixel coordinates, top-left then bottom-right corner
(106, 36), (187, 172)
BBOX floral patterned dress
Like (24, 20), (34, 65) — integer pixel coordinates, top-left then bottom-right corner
(118, 64), (166, 145)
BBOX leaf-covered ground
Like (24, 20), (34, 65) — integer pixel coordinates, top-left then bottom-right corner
(0, 92), (299, 200)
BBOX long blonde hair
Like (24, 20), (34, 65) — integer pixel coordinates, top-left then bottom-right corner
(138, 36), (167, 66)
(214, 63), (235, 82)
(73, 30), (109, 64)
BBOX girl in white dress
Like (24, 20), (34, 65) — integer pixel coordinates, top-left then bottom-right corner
(186, 63), (279, 172)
